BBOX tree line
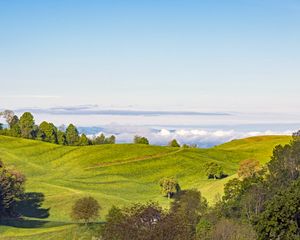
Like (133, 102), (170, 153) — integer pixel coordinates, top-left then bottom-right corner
(0, 110), (116, 146)
(0, 110), (193, 148)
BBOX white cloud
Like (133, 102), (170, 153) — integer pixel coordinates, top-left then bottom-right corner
(83, 125), (293, 148)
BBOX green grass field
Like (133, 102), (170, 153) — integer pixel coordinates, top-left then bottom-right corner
(0, 135), (291, 239)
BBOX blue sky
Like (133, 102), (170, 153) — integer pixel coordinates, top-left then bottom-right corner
(1, 0), (300, 115)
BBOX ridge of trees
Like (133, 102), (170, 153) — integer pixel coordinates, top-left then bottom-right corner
(0, 110), (116, 146)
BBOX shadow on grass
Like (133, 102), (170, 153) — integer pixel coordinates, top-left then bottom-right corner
(0, 192), (54, 229)
(15, 192), (50, 219)
(0, 218), (54, 228)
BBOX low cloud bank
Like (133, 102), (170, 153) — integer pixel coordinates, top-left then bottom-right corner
(82, 125), (293, 148)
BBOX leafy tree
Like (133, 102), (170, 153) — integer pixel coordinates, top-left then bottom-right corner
(204, 162), (224, 179)
(94, 133), (105, 145)
(38, 121), (58, 143)
(0, 160), (26, 217)
(0, 123), (3, 130)
(238, 159), (260, 179)
(57, 130), (67, 145)
(159, 177), (180, 198)
(254, 179), (300, 240)
(65, 124), (80, 145)
(79, 134), (90, 146)
(8, 124), (21, 137)
(19, 112), (35, 139)
(267, 141), (300, 191)
(102, 202), (165, 240)
(71, 196), (100, 224)
(104, 135), (116, 144)
(170, 189), (208, 239)
(134, 135), (149, 145)
(168, 139), (180, 147)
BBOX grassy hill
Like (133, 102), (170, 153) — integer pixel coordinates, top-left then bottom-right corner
(0, 135), (291, 239)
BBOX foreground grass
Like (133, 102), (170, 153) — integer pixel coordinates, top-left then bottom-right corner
(0, 135), (291, 239)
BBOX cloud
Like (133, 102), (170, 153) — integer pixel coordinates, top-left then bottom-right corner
(14, 105), (231, 117)
(82, 125), (293, 148)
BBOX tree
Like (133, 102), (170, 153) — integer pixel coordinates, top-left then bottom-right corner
(94, 133), (105, 144)
(0, 110), (14, 127)
(79, 134), (90, 146)
(38, 121), (58, 143)
(204, 162), (224, 179)
(0, 160), (26, 217)
(65, 124), (80, 145)
(168, 139), (180, 147)
(0, 123), (3, 130)
(159, 177), (180, 198)
(57, 130), (67, 145)
(71, 196), (100, 224)
(102, 202), (165, 240)
(19, 112), (35, 139)
(237, 159), (260, 179)
(134, 136), (149, 145)
(170, 189), (208, 239)
(254, 179), (300, 240)
(104, 135), (116, 144)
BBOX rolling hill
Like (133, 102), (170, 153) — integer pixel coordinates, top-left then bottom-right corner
(0, 135), (291, 239)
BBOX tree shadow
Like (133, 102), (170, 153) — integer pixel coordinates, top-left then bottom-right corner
(0, 218), (50, 228)
(15, 192), (50, 219)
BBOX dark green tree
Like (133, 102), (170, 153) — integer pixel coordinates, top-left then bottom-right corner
(57, 130), (67, 145)
(134, 135), (149, 145)
(168, 139), (180, 147)
(254, 179), (300, 240)
(19, 112), (35, 139)
(79, 134), (90, 146)
(65, 124), (80, 145)
(94, 133), (105, 144)
(104, 135), (116, 144)
(38, 121), (58, 143)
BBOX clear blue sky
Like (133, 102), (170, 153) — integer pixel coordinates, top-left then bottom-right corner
(0, 0), (300, 113)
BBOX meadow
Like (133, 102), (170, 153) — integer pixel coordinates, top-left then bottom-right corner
(0, 135), (291, 239)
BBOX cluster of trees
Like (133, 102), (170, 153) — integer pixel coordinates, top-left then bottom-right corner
(0, 160), (26, 217)
(196, 131), (300, 240)
(0, 110), (116, 146)
(102, 189), (208, 240)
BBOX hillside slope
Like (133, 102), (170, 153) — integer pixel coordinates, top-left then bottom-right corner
(0, 135), (291, 239)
